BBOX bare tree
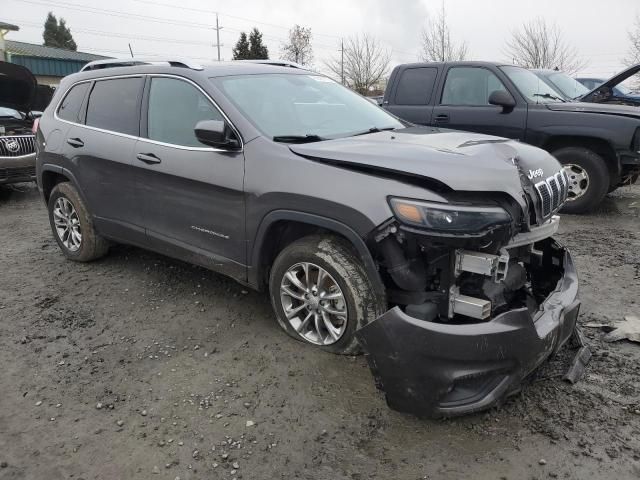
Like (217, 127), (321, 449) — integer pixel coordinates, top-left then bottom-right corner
(623, 14), (640, 88)
(281, 25), (313, 66)
(324, 34), (391, 94)
(420, 2), (468, 62)
(504, 18), (585, 74)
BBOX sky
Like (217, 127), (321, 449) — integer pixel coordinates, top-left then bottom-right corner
(2, 0), (638, 79)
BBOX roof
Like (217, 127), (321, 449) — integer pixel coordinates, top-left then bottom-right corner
(0, 21), (19, 31)
(5, 40), (108, 62)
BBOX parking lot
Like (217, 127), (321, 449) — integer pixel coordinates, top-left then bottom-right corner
(0, 181), (639, 480)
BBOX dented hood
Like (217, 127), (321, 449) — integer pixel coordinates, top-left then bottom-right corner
(289, 127), (562, 204)
(0, 61), (37, 114)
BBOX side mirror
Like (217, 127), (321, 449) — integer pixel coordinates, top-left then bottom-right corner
(488, 90), (516, 110)
(194, 120), (240, 150)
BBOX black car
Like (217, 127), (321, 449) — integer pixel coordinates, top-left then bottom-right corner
(383, 61), (640, 212)
(0, 62), (40, 185)
(36, 58), (580, 417)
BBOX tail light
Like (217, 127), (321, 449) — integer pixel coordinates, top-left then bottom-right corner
(32, 117), (40, 134)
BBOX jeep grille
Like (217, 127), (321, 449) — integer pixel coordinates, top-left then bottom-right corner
(0, 135), (36, 157)
(534, 170), (569, 219)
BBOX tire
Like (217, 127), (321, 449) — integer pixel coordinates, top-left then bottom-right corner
(553, 147), (609, 214)
(48, 182), (109, 262)
(268, 235), (386, 355)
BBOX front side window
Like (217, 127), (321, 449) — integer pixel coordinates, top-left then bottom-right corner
(85, 77), (143, 136)
(212, 73), (402, 139)
(57, 82), (90, 122)
(441, 67), (508, 106)
(147, 77), (224, 147)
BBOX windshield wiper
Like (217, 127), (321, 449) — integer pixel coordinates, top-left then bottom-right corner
(533, 93), (566, 102)
(272, 134), (326, 144)
(352, 126), (397, 137)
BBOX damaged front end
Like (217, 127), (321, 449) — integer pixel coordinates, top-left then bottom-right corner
(357, 180), (584, 417)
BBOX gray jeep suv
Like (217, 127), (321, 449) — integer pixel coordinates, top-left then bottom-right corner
(35, 59), (581, 417)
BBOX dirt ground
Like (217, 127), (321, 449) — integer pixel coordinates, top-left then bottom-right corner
(1, 182), (639, 480)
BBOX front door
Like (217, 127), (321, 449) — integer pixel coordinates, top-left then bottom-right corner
(134, 75), (246, 280)
(431, 66), (527, 140)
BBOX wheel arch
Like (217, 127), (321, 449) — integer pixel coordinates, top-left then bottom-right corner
(544, 135), (619, 185)
(249, 211), (385, 296)
(40, 165), (90, 207)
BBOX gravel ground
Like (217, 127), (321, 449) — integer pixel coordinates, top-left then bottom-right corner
(0, 182), (639, 480)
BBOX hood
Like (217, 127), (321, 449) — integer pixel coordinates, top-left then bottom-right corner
(580, 64), (640, 103)
(289, 127), (562, 206)
(0, 61), (37, 114)
(544, 101), (640, 118)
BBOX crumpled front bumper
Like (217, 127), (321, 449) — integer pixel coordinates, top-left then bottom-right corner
(356, 239), (580, 418)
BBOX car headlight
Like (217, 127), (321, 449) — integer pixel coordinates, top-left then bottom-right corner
(389, 198), (512, 233)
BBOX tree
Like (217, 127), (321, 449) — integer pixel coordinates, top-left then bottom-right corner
(623, 14), (640, 89)
(324, 34), (391, 94)
(504, 18), (584, 74)
(232, 32), (251, 60)
(420, 2), (468, 62)
(281, 25), (313, 65)
(248, 28), (269, 60)
(42, 12), (77, 51)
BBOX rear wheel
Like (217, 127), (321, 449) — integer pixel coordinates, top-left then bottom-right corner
(553, 147), (609, 214)
(48, 182), (109, 262)
(268, 235), (385, 355)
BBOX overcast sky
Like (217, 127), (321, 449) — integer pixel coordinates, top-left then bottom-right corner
(4, 0), (638, 78)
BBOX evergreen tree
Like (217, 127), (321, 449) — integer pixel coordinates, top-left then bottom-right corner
(232, 32), (251, 60)
(248, 28), (269, 60)
(42, 12), (77, 51)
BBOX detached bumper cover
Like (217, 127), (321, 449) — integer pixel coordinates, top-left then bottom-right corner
(356, 240), (580, 417)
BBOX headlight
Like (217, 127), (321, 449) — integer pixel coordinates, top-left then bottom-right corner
(389, 198), (512, 233)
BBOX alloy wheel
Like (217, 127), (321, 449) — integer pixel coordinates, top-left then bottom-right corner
(279, 262), (348, 345)
(563, 164), (590, 200)
(53, 197), (82, 252)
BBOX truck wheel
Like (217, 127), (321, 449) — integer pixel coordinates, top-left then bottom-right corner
(269, 235), (386, 355)
(48, 182), (109, 262)
(552, 147), (609, 214)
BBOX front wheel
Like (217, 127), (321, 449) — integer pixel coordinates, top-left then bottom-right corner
(269, 235), (386, 355)
(553, 147), (609, 214)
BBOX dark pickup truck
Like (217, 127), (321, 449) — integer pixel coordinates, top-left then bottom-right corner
(383, 61), (640, 213)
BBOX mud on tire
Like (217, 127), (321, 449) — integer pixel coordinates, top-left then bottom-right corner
(48, 182), (109, 262)
(269, 235), (386, 355)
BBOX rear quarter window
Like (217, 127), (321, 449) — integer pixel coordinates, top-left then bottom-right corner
(57, 82), (90, 123)
(394, 67), (438, 105)
(85, 77), (143, 136)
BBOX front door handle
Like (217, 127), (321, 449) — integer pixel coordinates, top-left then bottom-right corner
(66, 137), (84, 148)
(136, 153), (161, 165)
(434, 114), (450, 124)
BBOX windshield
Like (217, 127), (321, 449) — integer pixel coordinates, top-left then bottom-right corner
(500, 66), (566, 103)
(212, 73), (402, 140)
(544, 72), (589, 99)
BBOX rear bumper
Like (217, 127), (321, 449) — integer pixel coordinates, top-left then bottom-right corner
(0, 154), (36, 184)
(356, 239), (580, 417)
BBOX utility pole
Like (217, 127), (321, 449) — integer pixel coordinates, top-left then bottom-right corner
(213, 13), (223, 61)
(340, 39), (344, 85)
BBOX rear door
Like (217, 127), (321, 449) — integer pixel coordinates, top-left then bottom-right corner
(134, 75), (246, 280)
(431, 66), (527, 139)
(62, 76), (145, 241)
(384, 66), (438, 125)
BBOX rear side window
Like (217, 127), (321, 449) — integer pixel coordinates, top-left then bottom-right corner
(441, 67), (507, 106)
(394, 67), (437, 105)
(147, 77), (223, 147)
(57, 82), (90, 122)
(85, 77), (143, 136)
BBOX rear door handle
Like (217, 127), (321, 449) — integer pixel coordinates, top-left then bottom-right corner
(136, 153), (161, 165)
(66, 137), (84, 148)
(434, 114), (449, 124)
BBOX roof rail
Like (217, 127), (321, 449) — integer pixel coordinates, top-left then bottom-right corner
(236, 59), (306, 69)
(80, 58), (204, 72)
